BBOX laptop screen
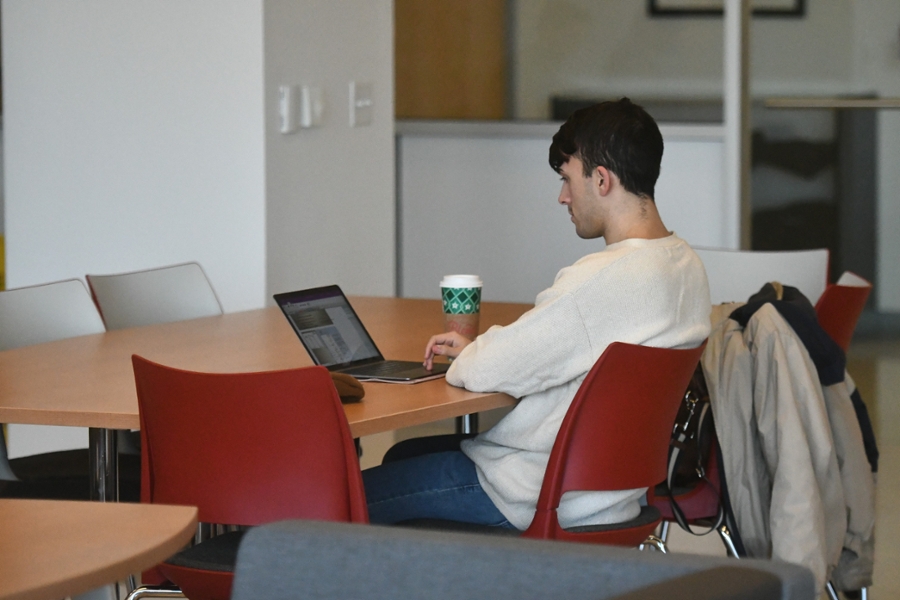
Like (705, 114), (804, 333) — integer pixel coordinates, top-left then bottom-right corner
(275, 286), (382, 368)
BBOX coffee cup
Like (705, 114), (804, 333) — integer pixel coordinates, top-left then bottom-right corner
(440, 275), (482, 339)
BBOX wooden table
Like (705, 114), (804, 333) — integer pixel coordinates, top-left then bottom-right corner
(0, 297), (529, 498)
(0, 499), (197, 600)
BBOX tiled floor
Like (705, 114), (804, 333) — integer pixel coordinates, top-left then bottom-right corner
(849, 338), (900, 599)
(359, 335), (900, 598)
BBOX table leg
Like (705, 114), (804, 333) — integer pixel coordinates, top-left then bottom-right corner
(89, 427), (119, 502)
(455, 413), (479, 435)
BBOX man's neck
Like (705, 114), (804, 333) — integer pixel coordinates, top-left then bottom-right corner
(603, 194), (671, 245)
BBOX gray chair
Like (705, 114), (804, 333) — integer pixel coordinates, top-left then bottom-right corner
(86, 262), (223, 330)
(231, 520), (817, 600)
(0, 279), (140, 501)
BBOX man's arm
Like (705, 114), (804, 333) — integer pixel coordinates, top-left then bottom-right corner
(444, 290), (595, 399)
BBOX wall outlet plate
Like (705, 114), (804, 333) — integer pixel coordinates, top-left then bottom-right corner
(349, 81), (373, 127)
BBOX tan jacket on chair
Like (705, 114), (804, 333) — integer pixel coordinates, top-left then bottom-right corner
(702, 303), (874, 592)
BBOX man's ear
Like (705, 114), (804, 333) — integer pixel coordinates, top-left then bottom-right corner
(594, 166), (613, 196)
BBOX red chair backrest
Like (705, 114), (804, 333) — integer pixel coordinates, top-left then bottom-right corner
(815, 277), (872, 352)
(526, 341), (706, 539)
(132, 356), (368, 526)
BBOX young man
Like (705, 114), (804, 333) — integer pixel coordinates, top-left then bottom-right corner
(363, 98), (711, 530)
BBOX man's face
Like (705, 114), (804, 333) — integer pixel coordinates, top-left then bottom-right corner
(557, 156), (604, 239)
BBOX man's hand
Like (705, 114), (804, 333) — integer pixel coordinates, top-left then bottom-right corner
(423, 332), (472, 370)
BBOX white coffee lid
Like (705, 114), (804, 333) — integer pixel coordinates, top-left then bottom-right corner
(440, 274), (483, 288)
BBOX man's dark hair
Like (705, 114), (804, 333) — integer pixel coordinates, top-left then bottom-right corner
(549, 98), (663, 201)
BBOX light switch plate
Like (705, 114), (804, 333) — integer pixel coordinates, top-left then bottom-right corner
(279, 84), (298, 134)
(349, 81), (373, 127)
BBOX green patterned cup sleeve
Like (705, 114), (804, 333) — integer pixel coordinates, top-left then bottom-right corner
(442, 287), (481, 314)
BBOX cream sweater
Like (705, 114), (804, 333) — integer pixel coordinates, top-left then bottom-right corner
(452, 234), (711, 530)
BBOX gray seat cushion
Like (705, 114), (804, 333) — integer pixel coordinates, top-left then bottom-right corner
(165, 530), (247, 572)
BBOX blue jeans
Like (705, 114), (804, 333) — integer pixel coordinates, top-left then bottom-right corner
(363, 437), (516, 529)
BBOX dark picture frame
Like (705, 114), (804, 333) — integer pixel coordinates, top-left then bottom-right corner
(648, 0), (805, 18)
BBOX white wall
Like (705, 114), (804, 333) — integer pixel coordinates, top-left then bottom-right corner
(2, 0), (267, 457)
(263, 0), (395, 299)
(2, 1), (267, 312)
(1, 0), (395, 457)
(0, 123), (4, 235)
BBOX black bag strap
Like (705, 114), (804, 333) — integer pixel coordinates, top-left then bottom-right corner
(666, 389), (725, 536)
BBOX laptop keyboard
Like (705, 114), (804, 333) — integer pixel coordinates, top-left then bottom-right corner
(349, 360), (419, 376)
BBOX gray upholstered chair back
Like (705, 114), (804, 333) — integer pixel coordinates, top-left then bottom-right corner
(231, 520), (816, 600)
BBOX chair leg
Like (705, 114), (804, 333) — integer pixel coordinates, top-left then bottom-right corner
(825, 583), (868, 600)
(657, 520), (670, 544)
(123, 585), (184, 600)
(639, 534), (668, 553)
(717, 524), (740, 558)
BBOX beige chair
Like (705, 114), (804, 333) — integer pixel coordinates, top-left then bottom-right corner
(86, 262), (224, 462)
(694, 248), (829, 305)
(0, 279), (105, 352)
(87, 262), (223, 330)
(0, 280), (110, 487)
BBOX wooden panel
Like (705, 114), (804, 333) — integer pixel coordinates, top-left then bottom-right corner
(395, 0), (507, 119)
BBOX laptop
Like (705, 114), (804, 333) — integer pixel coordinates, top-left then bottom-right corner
(274, 285), (450, 383)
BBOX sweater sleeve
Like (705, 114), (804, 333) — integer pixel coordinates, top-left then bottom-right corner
(446, 287), (595, 398)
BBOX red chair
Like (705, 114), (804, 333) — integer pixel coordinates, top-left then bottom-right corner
(126, 357), (368, 600)
(815, 272), (872, 353)
(400, 341), (705, 548)
(520, 341), (706, 546)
